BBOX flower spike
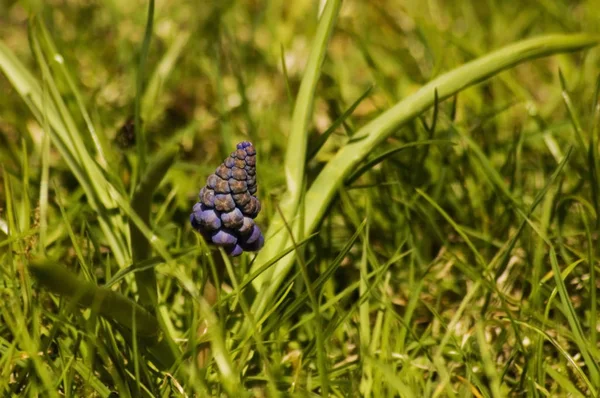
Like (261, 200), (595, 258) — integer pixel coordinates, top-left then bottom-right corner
(191, 142), (264, 256)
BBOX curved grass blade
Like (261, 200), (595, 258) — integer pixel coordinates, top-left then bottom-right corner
(28, 258), (178, 370)
(251, 33), (600, 320)
(513, 318), (594, 394)
(36, 18), (110, 169)
(106, 248), (197, 289)
(141, 31), (190, 125)
(28, 258), (161, 338)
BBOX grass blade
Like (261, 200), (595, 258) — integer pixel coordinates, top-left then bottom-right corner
(549, 248), (600, 386)
(134, 0), (155, 173)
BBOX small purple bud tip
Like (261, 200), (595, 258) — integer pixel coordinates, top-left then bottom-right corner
(241, 233), (264, 252)
(211, 229), (237, 246)
(245, 224), (262, 245)
(227, 244), (244, 256)
(237, 141), (253, 150)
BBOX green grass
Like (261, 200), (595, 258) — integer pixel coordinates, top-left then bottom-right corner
(1, 0), (600, 396)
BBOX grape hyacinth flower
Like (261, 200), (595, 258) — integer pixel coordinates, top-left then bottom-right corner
(190, 141), (264, 256)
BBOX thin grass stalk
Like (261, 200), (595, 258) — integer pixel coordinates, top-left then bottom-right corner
(134, 0), (155, 173)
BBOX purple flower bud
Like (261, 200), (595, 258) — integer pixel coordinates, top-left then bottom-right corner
(237, 141), (252, 150)
(191, 141), (264, 256)
(244, 145), (256, 156)
(192, 202), (203, 213)
(231, 167), (247, 181)
(238, 216), (255, 235)
(245, 224), (262, 245)
(214, 194), (235, 212)
(200, 187), (216, 207)
(194, 205), (221, 230)
(242, 233), (264, 252)
(190, 212), (199, 229)
(233, 192), (251, 206)
(229, 179), (247, 194)
(215, 164), (231, 179)
(211, 229), (237, 246)
(254, 197), (261, 214)
(214, 178), (230, 194)
(241, 196), (260, 218)
(207, 174), (219, 189)
(221, 208), (244, 229)
(235, 149), (246, 160)
(227, 244), (243, 256)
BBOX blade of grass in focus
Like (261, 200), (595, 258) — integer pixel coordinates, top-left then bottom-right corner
(549, 248), (600, 387)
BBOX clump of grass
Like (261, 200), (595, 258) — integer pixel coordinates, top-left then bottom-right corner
(1, 1), (600, 396)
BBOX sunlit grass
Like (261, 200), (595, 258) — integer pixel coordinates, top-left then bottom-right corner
(1, 1), (600, 396)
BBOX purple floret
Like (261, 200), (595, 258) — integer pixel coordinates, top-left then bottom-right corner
(237, 141), (252, 149)
(221, 208), (244, 229)
(211, 229), (237, 246)
(227, 244), (244, 256)
(241, 233), (264, 252)
(193, 205), (221, 230)
(244, 224), (262, 245)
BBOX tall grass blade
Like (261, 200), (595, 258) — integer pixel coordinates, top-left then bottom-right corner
(135, 0), (155, 173)
(262, 0), (341, 268)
